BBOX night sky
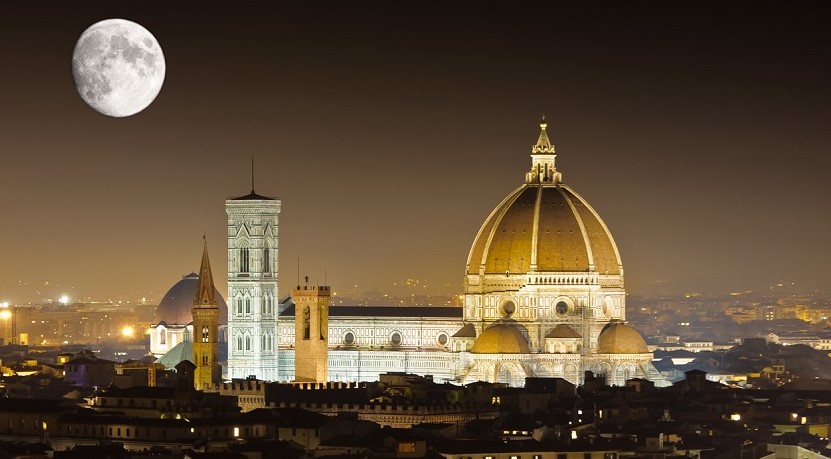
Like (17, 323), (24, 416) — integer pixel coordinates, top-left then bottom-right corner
(1, 1), (829, 302)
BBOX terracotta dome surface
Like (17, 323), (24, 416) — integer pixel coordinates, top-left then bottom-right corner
(596, 322), (649, 354)
(470, 323), (531, 354)
(467, 184), (621, 276)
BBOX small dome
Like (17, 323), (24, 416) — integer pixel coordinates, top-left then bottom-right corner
(471, 323), (530, 354)
(157, 273), (228, 325)
(596, 322), (649, 354)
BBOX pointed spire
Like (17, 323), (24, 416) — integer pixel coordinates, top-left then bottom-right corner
(194, 236), (217, 307)
(251, 157), (255, 194)
(532, 114), (554, 154)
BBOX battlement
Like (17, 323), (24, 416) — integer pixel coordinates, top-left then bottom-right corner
(293, 285), (331, 297)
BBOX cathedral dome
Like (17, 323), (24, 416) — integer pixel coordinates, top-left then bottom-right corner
(466, 118), (621, 277)
(157, 273), (228, 325)
(471, 323), (531, 354)
(596, 322), (649, 354)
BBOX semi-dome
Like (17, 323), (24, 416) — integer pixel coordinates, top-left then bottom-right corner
(157, 273), (228, 325)
(596, 322), (649, 354)
(471, 323), (531, 354)
(466, 118), (621, 277)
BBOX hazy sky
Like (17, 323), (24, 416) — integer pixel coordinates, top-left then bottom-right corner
(1, 1), (829, 302)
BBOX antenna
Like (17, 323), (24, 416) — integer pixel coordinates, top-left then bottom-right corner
(251, 157), (255, 194)
(297, 258), (300, 290)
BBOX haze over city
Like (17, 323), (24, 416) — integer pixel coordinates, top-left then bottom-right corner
(1, 1), (829, 303)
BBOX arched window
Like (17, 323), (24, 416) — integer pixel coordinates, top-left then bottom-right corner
(263, 249), (270, 273)
(202, 326), (209, 343)
(237, 336), (243, 352)
(245, 297), (251, 314)
(236, 297), (243, 314)
(245, 335), (251, 351)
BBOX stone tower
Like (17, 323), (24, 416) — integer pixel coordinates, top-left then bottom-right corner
(226, 186), (280, 381)
(191, 239), (222, 390)
(293, 283), (330, 383)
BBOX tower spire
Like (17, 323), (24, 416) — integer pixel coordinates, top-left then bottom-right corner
(194, 237), (217, 306)
(525, 114), (562, 184)
(532, 114), (554, 154)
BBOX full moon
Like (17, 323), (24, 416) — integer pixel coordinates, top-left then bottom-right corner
(71, 19), (165, 117)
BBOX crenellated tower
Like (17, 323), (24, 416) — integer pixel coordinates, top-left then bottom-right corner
(293, 283), (330, 383)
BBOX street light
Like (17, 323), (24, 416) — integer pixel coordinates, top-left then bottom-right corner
(0, 302), (15, 345)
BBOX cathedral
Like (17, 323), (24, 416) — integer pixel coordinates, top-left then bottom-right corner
(151, 117), (666, 387)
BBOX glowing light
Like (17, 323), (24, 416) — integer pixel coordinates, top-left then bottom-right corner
(58, 295), (70, 305)
(0, 302), (8, 308)
(121, 326), (135, 338)
(0, 310), (11, 320)
(730, 413), (741, 421)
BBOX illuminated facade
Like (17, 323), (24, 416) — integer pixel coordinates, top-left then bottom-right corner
(225, 190), (280, 381)
(270, 118), (666, 387)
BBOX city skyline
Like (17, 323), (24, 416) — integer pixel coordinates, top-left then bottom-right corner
(1, 2), (829, 302)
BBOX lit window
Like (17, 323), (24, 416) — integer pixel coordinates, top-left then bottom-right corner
(398, 442), (416, 453)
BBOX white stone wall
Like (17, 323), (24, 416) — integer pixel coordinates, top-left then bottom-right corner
(226, 198), (281, 381)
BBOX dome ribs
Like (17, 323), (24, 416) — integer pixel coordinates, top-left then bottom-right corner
(484, 187), (537, 274)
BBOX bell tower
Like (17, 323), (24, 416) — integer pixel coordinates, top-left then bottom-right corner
(293, 281), (330, 383)
(192, 239), (221, 389)
(226, 177), (281, 381)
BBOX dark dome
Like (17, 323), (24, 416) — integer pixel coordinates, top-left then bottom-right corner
(157, 273), (228, 324)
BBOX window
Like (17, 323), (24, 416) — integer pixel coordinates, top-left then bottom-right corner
(245, 297), (251, 314)
(263, 248), (270, 273)
(303, 306), (311, 339)
(437, 333), (448, 346)
(159, 329), (166, 345)
(555, 301), (569, 315)
(202, 326), (209, 343)
(240, 248), (250, 273)
(398, 442), (417, 453)
(391, 332), (402, 346)
(344, 331), (355, 345)
(245, 336), (251, 351)
(500, 300), (516, 318)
